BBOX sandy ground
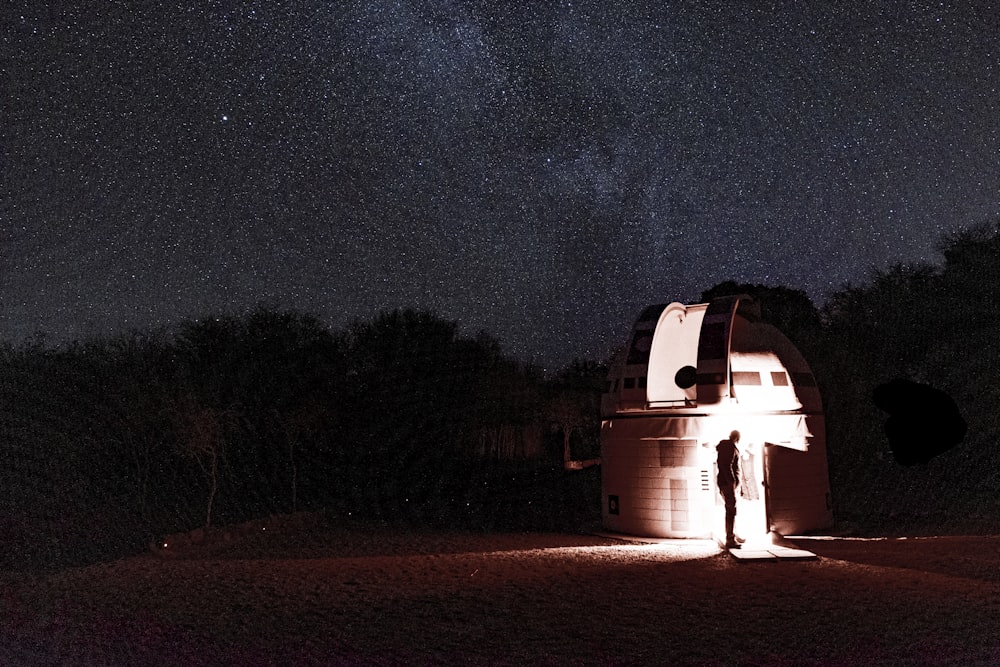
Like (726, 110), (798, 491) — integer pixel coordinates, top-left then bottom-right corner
(2, 515), (1000, 666)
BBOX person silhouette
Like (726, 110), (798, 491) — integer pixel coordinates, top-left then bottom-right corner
(717, 430), (743, 549)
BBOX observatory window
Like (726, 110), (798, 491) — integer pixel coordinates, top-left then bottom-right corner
(791, 372), (817, 387)
(732, 371), (762, 385)
(770, 371), (790, 386)
(623, 377), (635, 389)
(638, 376), (647, 389)
(675, 365), (697, 389)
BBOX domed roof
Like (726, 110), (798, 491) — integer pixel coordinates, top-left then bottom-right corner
(603, 295), (820, 417)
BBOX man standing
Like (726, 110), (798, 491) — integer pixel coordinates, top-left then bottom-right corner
(717, 430), (742, 549)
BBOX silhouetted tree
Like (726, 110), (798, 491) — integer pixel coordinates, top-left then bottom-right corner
(92, 332), (178, 522)
(822, 263), (939, 377)
(544, 359), (605, 466)
(171, 308), (347, 519)
(172, 398), (240, 529)
(463, 332), (544, 460)
(276, 398), (331, 513)
(701, 281), (822, 349)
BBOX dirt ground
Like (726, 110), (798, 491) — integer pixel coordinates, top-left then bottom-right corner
(2, 515), (1000, 666)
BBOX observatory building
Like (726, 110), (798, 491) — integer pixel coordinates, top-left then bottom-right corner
(601, 295), (832, 542)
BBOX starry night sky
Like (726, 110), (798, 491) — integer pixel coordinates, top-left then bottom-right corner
(4, 1), (999, 368)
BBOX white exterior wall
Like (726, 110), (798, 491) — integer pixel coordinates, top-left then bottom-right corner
(601, 432), (714, 538)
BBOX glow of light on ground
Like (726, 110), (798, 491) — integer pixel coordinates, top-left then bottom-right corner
(507, 541), (723, 564)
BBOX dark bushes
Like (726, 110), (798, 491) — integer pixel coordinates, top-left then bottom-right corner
(0, 308), (601, 568)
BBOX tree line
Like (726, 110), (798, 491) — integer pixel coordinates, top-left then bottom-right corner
(0, 308), (602, 568)
(3, 221), (1000, 568)
(708, 221), (1000, 534)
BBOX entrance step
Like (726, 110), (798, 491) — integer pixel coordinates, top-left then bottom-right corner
(728, 544), (817, 560)
(727, 532), (817, 560)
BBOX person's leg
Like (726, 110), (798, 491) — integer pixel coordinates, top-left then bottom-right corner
(722, 487), (738, 547)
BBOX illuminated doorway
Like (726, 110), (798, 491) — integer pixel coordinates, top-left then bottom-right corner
(714, 439), (770, 547)
(734, 441), (769, 547)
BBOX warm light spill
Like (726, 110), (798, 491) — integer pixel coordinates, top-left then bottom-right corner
(516, 542), (722, 564)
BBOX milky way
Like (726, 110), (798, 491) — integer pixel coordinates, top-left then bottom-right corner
(4, 1), (998, 368)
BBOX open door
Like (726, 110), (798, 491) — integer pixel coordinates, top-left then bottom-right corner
(734, 441), (770, 547)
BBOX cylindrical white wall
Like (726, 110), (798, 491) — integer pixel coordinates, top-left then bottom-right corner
(601, 415), (833, 538)
(601, 433), (714, 538)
